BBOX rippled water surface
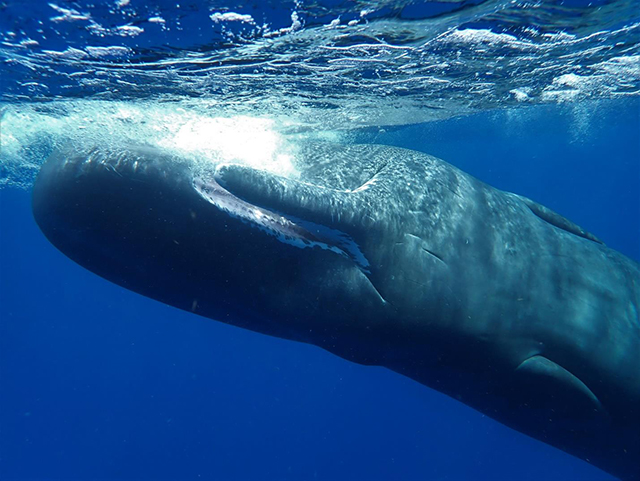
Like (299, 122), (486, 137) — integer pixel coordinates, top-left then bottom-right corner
(2, 0), (638, 188)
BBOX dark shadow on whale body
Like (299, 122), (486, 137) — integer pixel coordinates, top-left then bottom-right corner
(32, 143), (640, 481)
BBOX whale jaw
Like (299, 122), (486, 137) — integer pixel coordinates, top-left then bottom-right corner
(32, 145), (387, 355)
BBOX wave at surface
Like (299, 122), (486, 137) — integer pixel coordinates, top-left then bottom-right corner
(0, 100), (309, 189)
(1, 0), (638, 129)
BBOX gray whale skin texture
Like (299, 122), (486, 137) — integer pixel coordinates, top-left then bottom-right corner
(32, 143), (639, 480)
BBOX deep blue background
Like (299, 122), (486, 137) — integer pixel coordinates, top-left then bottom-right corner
(1, 100), (637, 480)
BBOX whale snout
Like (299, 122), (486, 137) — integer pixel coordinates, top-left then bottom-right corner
(32, 148), (198, 290)
(31, 145), (379, 341)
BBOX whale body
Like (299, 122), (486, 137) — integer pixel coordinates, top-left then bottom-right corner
(32, 143), (640, 480)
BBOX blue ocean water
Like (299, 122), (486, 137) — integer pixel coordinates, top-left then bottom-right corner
(1, 1), (639, 480)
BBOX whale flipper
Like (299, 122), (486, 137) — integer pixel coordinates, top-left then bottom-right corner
(515, 355), (603, 416)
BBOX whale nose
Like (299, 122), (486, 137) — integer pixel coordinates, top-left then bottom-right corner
(32, 146), (197, 283)
(32, 147), (108, 262)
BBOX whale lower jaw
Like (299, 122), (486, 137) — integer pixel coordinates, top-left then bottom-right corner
(193, 176), (370, 272)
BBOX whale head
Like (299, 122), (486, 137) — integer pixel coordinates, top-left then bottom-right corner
(32, 143), (450, 364)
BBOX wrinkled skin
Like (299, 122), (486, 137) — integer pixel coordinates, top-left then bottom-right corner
(33, 143), (640, 480)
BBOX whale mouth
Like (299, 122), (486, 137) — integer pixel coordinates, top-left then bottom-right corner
(32, 145), (371, 274)
(193, 174), (370, 272)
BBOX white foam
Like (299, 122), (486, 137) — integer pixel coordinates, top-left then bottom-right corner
(44, 47), (88, 60)
(447, 29), (526, 48)
(85, 46), (131, 58)
(158, 115), (298, 177)
(210, 12), (255, 24)
(0, 101), (301, 188)
(554, 73), (584, 88)
(48, 3), (90, 23)
(115, 24), (144, 36)
(510, 88), (532, 101)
